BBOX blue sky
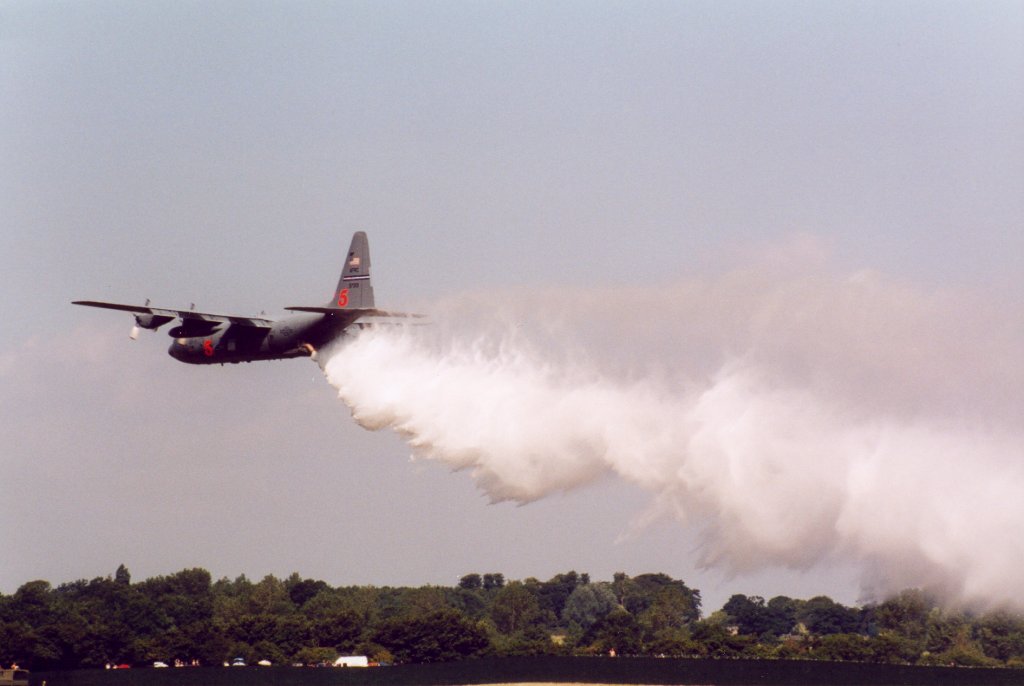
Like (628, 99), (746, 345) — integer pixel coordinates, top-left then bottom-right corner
(2, 1), (1021, 612)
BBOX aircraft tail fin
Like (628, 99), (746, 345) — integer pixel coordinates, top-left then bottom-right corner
(330, 231), (375, 309)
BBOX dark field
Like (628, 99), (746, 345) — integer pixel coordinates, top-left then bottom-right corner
(29, 657), (1024, 686)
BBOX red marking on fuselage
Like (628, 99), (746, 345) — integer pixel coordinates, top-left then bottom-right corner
(202, 339), (214, 357)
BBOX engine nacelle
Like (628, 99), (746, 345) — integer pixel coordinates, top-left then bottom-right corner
(134, 313), (174, 330)
(168, 320), (222, 338)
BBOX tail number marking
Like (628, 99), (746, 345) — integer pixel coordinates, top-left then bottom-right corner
(337, 288), (349, 307)
(202, 339), (214, 357)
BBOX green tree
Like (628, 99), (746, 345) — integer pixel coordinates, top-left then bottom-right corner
(690, 620), (752, 658)
(537, 571), (585, 619)
(309, 611), (362, 653)
(251, 639), (288, 665)
(2, 582), (67, 669)
(617, 573), (700, 625)
(723, 595), (771, 636)
(482, 573), (505, 591)
(765, 596), (798, 634)
(871, 589), (932, 640)
(490, 582), (541, 635)
(450, 588), (489, 621)
(301, 586), (374, 624)
(294, 645), (336, 666)
(562, 583), (617, 631)
(491, 623), (558, 657)
(797, 596), (860, 635)
(644, 627), (700, 657)
(249, 575), (294, 615)
(924, 608), (969, 655)
(868, 630), (922, 664)
(814, 633), (872, 661)
(373, 610), (489, 663)
(587, 609), (642, 654)
(285, 574), (328, 607)
(212, 576), (251, 628)
(8, 581), (53, 626)
(976, 611), (1024, 662)
(139, 568), (214, 630)
(190, 620), (232, 666)
(391, 586), (448, 619)
(722, 594), (794, 638)
(271, 614), (312, 659)
(458, 574), (482, 590)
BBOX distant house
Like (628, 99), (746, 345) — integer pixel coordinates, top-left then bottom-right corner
(333, 656), (369, 668)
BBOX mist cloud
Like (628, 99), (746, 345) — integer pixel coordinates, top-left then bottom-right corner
(322, 249), (1023, 608)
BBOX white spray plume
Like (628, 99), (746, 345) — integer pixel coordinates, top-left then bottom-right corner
(322, 251), (1024, 608)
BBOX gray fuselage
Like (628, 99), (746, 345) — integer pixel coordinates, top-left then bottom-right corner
(168, 312), (351, 364)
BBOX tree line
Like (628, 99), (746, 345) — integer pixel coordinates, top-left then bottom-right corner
(1, 565), (1022, 670)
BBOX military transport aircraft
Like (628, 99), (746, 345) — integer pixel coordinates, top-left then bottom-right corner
(73, 232), (407, 364)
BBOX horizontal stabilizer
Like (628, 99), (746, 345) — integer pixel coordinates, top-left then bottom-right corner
(285, 306), (425, 318)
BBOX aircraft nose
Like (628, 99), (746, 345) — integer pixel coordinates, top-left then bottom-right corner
(167, 338), (188, 360)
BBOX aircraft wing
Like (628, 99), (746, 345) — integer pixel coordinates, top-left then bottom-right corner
(72, 301), (275, 328)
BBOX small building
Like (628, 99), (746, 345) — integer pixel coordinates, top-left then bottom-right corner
(333, 656), (369, 668)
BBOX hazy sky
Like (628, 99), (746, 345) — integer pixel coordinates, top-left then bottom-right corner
(2, 1), (1021, 612)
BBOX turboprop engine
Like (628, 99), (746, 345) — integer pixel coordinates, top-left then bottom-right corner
(130, 309), (174, 340)
(167, 320), (222, 338)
